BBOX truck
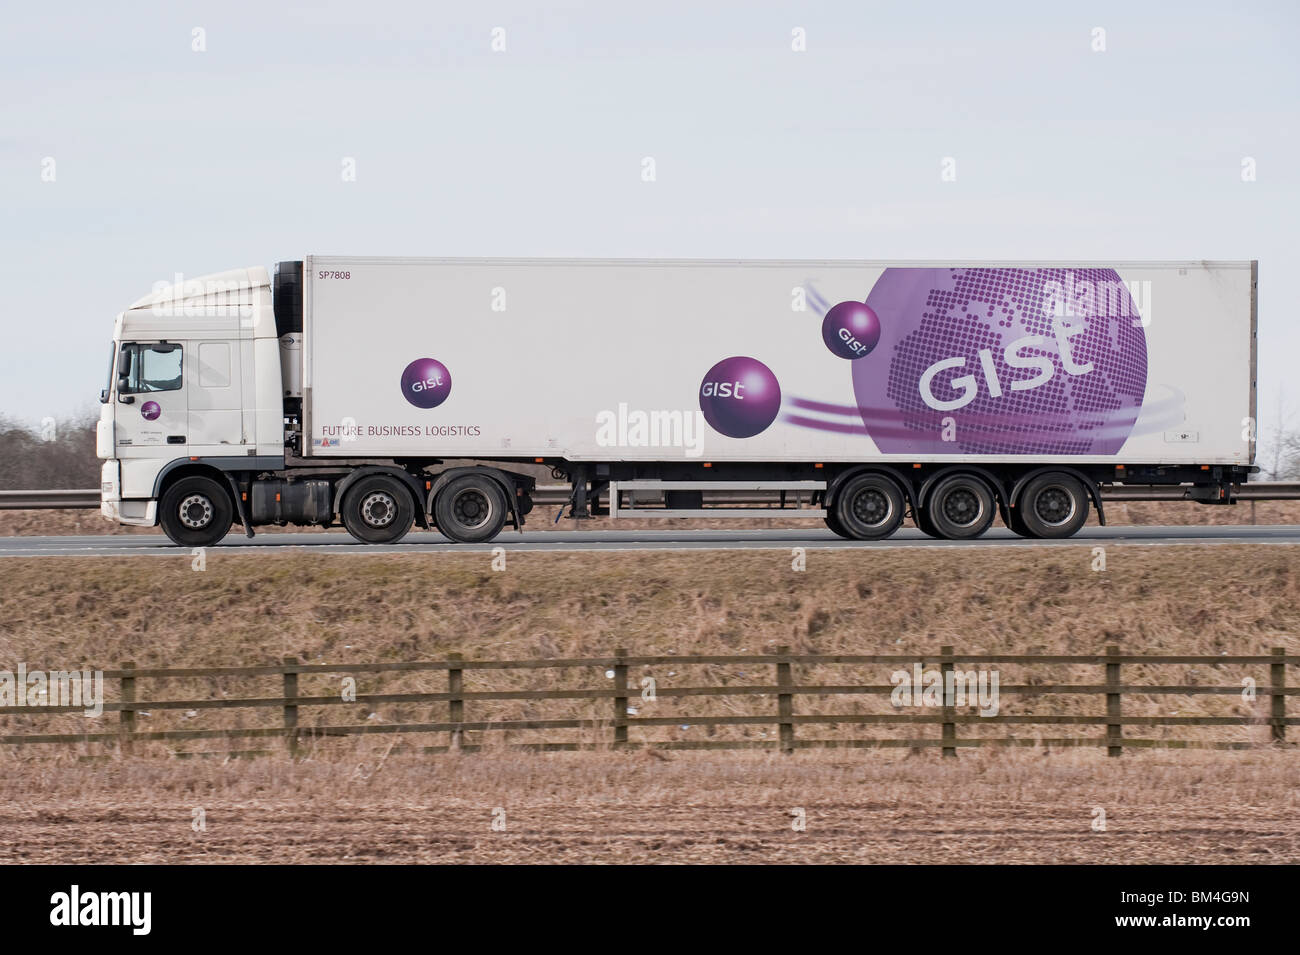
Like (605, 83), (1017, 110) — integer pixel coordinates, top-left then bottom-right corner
(97, 257), (1258, 546)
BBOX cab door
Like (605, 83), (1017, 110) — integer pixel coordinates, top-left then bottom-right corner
(187, 340), (245, 449)
(115, 341), (187, 455)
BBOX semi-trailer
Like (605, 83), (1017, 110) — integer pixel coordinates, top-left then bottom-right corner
(97, 257), (1257, 546)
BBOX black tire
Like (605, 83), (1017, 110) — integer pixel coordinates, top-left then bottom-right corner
(434, 474), (509, 543)
(824, 510), (851, 539)
(925, 474), (996, 540)
(821, 491), (850, 538)
(341, 474), (416, 544)
(909, 504), (941, 535)
(913, 505), (943, 538)
(159, 476), (234, 547)
(1005, 504), (1038, 538)
(1018, 473), (1091, 539)
(833, 473), (905, 540)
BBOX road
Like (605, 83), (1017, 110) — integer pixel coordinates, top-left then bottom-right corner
(1, 525), (1298, 557)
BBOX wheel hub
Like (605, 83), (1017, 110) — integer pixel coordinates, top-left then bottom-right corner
(1034, 486), (1076, 526)
(361, 491), (397, 528)
(851, 488), (890, 526)
(452, 489), (491, 528)
(942, 488), (982, 526)
(178, 494), (213, 529)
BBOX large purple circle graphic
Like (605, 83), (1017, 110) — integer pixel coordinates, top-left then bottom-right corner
(822, 301), (881, 360)
(140, 401), (161, 421)
(400, 358), (452, 409)
(699, 356), (781, 439)
(851, 268), (1148, 454)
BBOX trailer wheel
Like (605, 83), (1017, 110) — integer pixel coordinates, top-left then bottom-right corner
(913, 505), (943, 538)
(925, 474), (996, 540)
(1018, 473), (1090, 539)
(159, 476), (234, 547)
(824, 513), (849, 538)
(1005, 505), (1038, 538)
(340, 474), (416, 544)
(833, 474), (905, 540)
(434, 474), (508, 543)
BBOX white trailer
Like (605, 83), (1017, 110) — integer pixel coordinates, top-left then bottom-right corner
(97, 257), (1257, 546)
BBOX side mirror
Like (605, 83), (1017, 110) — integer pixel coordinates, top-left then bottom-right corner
(99, 388), (109, 404)
(117, 378), (134, 404)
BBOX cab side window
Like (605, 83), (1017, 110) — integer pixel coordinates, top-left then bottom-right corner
(119, 343), (183, 394)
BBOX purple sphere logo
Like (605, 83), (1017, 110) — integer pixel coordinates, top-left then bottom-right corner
(140, 401), (161, 421)
(822, 301), (881, 360)
(851, 268), (1148, 455)
(400, 358), (452, 409)
(699, 356), (781, 439)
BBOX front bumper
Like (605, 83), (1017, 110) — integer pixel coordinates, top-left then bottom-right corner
(100, 498), (158, 526)
(100, 459), (156, 526)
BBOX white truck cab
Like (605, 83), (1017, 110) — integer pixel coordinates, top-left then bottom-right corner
(98, 266), (287, 534)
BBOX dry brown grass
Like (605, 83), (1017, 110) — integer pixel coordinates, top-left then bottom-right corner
(3, 546), (1295, 665)
(0, 546), (1296, 752)
(0, 747), (1295, 863)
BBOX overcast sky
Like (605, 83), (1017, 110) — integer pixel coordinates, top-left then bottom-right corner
(2, 0), (1296, 449)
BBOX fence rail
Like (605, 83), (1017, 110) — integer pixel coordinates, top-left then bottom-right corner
(5, 483), (1300, 511)
(0, 648), (1294, 756)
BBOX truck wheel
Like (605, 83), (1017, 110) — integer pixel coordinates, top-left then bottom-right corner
(824, 512), (850, 539)
(1018, 473), (1090, 539)
(159, 476), (234, 547)
(834, 474), (905, 540)
(914, 506), (942, 538)
(1005, 505), (1038, 538)
(926, 474), (996, 540)
(434, 474), (508, 543)
(341, 474), (416, 544)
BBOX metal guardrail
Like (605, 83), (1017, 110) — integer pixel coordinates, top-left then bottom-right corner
(0, 489), (105, 509)
(4, 483), (1300, 511)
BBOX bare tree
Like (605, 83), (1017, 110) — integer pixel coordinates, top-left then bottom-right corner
(0, 413), (100, 489)
(1259, 388), (1300, 481)
(1278, 431), (1300, 481)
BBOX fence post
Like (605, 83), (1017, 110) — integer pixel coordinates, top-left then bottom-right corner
(613, 649), (628, 749)
(1271, 647), (1286, 744)
(119, 662), (136, 755)
(1106, 646), (1122, 757)
(448, 652), (464, 751)
(282, 656), (299, 756)
(775, 645), (795, 754)
(940, 646), (956, 758)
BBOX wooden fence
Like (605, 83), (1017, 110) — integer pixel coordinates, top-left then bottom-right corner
(0, 647), (1295, 756)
